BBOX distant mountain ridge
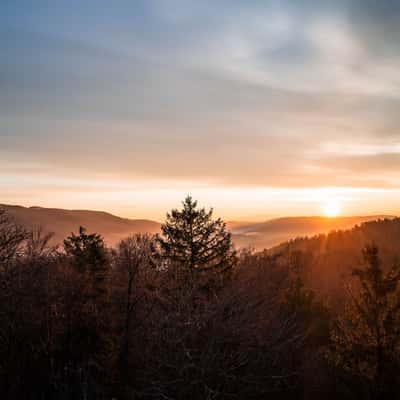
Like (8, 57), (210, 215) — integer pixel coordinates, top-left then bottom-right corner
(0, 204), (161, 246)
(0, 204), (394, 250)
(229, 215), (394, 250)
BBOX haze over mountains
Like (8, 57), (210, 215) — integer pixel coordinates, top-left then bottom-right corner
(1, 205), (160, 247)
(230, 215), (394, 250)
(0, 204), (393, 250)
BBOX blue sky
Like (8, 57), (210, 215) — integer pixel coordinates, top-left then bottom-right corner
(1, 1), (400, 219)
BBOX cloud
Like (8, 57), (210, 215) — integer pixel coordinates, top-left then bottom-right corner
(1, 0), (400, 216)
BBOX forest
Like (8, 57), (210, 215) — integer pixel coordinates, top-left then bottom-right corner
(1, 196), (400, 400)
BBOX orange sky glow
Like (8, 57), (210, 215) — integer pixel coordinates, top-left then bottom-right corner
(2, 178), (399, 221)
(2, 1), (400, 220)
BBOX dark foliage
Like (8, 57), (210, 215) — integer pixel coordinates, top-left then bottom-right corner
(328, 245), (400, 399)
(157, 196), (237, 290)
(0, 203), (399, 399)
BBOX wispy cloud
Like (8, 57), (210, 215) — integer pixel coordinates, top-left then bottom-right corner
(1, 0), (400, 216)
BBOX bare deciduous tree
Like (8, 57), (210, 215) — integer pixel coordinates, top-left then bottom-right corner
(0, 209), (27, 270)
(113, 234), (158, 368)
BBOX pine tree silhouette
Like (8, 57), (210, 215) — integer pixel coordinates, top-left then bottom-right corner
(157, 196), (236, 288)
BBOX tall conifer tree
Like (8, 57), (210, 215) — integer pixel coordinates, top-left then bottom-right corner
(157, 196), (236, 287)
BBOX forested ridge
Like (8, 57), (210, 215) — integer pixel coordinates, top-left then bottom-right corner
(1, 198), (400, 400)
(272, 218), (400, 302)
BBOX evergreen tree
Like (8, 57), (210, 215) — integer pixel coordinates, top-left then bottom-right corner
(329, 245), (400, 399)
(63, 227), (111, 397)
(63, 225), (110, 308)
(64, 226), (107, 270)
(157, 196), (236, 287)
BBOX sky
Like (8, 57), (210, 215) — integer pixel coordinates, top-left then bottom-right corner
(1, 0), (400, 221)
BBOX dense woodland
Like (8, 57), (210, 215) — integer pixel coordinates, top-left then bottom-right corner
(1, 197), (400, 400)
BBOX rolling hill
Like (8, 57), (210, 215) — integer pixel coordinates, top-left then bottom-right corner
(229, 215), (393, 250)
(0, 204), (393, 250)
(0, 204), (161, 246)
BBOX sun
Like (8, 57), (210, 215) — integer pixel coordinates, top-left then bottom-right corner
(323, 198), (342, 218)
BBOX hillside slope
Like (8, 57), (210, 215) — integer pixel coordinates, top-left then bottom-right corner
(1, 204), (161, 246)
(270, 217), (400, 301)
(230, 215), (393, 250)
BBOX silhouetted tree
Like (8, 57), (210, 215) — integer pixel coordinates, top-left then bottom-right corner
(113, 234), (158, 367)
(133, 248), (307, 399)
(0, 219), (63, 399)
(157, 196), (236, 289)
(64, 226), (108, 277)
(0, 209), (27, 269)
(63, 227), (111, 398)
(329, 245), (400, 399)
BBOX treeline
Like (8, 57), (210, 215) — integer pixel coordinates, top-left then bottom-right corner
(1, 197), (400, 399)
(272, 217), (400, 304)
